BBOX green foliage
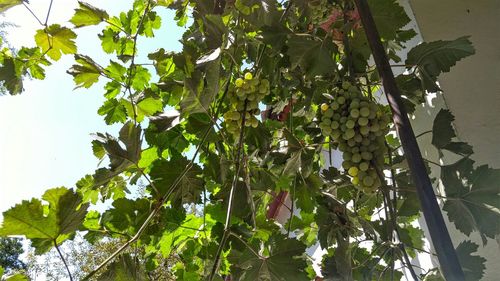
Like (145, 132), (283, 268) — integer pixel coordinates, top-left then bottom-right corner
(34, 24), (77, 61)
(456, 241), (486, 281)
(70, 1), (109, 28)
(432, 109), (473, 155)
(96, 254), (147, 281)
(406, 36), (475, 91)
(0, 0), (490, 280)
(230, 235), (309, 281)
(441, 157), (500, 244)
(0, 188), (88, 254)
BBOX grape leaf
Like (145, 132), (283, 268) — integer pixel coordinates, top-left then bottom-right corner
(97, 98), (127, 125)
(368, 0), (410, 41)
(70, 1), (109, 28)
(91, 122), (141, 187)
(67, 54), (103, 88)
(230, 235), (309, 281)
(34, 24), (77, 61)
(456, 241), (486, 281)
(0, 0), (22, 12)
(149, 156), (204, 205)
(136, 97), (163, 120)
(441, 157), (500, 244)
(432, 109), (456, 149)
(0, 187), (88, 254)
(406, 36), (475, 92)
(101, 198), (150, 234)
(0, 57), (23, 95)
(431, 109), (473, 156)
(180, 55), (220, 116)
(96, 254), (147, 281)
(287, 35), (336, 77)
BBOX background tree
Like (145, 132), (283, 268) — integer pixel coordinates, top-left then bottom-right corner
(0, 237), (25, 274)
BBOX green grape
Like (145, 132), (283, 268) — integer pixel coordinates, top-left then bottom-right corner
(361, 151), (373, 160)
(331, 130), (342, 139)
(362, 175), (374, 187)
(348, 166), (359, 177)
(344, 129), (355, 139)
(331, 102), (340, 110)
(350, 109), (360, 118)
(360, 126), (370, 135)
(360, 107), (370, 117)
(370, 122), (380, 132)
(324, 108), (334, 118)
(344, 152), (353, 161)
(347, 139), (356, 147)
(337, 96), (346, 105)
(342, 160), (352, 170)
(323, 119), (331, 126)
(359, 161), (369, 172)
(352, 153), (362, 163)
(358, 117), (369, 126)
(346, 119), (355, 129)
(351, 177), (359, 185)
(330, 120), (339, 129)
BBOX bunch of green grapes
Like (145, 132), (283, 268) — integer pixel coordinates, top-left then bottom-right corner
(319, 81), (391, 193)
(223, 72), (269, 136)
(308, 0), (331, 25)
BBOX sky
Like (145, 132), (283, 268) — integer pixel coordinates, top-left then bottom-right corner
(0, 1), (186, 216)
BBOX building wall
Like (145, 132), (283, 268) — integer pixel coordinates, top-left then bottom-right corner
(407, 0), (500, 279)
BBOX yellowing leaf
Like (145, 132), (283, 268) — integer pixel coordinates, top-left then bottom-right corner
(35, 24), (77, 61)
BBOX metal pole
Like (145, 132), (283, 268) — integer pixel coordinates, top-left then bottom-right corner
(352, 0), (465, 280)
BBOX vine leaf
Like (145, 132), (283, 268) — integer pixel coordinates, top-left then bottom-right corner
(287, 35), (336, 77)
(34, 24), (77, 61)
(456, 241), (486, 281)
(0, 0), (22, 13)
(0, 187), (88, 254)
(91, 122), (141, 187)
(101, 198), (150, 235)
(0, 57), (23, 94)
(432, 109), (455, 148)
(70, 1), (109, 28)
(180, 55), (220, 116)
(368, 0), (410, 41)
(230, 235), (309, 281)
(96, 253), (147, 281)
(406, 36), (475, 92)
(432, 109), (473, 156)
(67, 54), (103, 88)
(441, 157), (500, 244)
(98, 98), (127, 124)
(149, 156), (204, 205)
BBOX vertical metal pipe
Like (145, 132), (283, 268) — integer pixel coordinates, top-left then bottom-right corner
(352, 0), (465, 279)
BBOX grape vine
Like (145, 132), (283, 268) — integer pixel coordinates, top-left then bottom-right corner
(0, 0), (493, 281)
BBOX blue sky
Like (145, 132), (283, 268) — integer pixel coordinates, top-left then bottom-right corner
(0, 1), (185, 215)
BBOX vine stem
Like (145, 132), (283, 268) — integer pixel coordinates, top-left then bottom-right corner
(54, 240), (73, 281)
(373, 164), (420, 281)
(353, 0), (464, 280)
(209, 102), (248, 281)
